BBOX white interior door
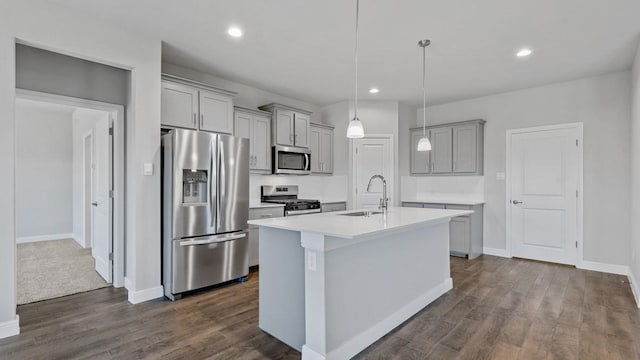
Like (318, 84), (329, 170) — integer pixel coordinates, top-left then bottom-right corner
(353, 137), (393, 209)
(509, 125), (580, 265)
(92, 116), (113, 283)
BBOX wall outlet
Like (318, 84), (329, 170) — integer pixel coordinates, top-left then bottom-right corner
(496, 172), (505, 181)
(307, 251), (317, 272)
(143, 163), (154, 176)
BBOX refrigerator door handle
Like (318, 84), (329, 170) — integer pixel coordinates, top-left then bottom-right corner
(210, 140), (216, 228)
(179, 232), (247, 246)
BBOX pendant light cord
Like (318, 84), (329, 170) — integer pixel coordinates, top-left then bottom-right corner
(354, 0), (359, 121)
(422, 43), (426, 137)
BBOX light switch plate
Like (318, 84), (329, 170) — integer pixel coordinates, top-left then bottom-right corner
(496, 172), (505, 181)
(143, 163), (154, 176)
(307, 251), (317, 272)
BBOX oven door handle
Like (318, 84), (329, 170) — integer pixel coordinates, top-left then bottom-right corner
(179, 233), (246, 246)
(286, 209), (321, 216)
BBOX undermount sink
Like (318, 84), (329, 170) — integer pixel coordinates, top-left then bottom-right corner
(339, 210), (383, 217)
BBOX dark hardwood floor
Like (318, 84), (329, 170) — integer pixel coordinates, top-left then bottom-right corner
(1, 255), (639, 359)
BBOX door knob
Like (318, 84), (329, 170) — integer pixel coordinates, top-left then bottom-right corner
(92, 202), (98, 207)
(512, 200), (523, 205)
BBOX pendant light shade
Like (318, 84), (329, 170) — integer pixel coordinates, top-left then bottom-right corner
(347, 117), (365, 138)
(347, 0), (365, 139)
(417, 39), (431, 152)
(417, 136), (431, 151)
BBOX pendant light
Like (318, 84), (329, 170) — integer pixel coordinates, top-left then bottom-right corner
(346, 0), (365, 138)
(416, 39), (431, 151)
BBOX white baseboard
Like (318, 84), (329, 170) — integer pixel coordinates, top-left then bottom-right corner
(0, 316), (19, 339)
(577, 261), (629, 276)
(128, 285), (164, 304)
(483, 247), (511, 258)
(627, 269), (640, 309)
(312, 277), (453, 360)
(16, 233), (75, 244)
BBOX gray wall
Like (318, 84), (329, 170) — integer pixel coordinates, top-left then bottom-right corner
(16, 43), (128, 105)
(15, 100), (73, 238)
(414, 71), (632, 266)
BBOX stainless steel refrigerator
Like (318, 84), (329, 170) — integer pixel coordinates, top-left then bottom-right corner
(162, 129), (250, 300)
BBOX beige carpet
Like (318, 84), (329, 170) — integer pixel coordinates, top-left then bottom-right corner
(17, 239), (110, 305)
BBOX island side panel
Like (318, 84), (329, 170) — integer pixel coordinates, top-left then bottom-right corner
(302, 221), (452, 360)
(258, 226), (306, 351)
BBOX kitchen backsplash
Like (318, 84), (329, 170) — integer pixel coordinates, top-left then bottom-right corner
(250, 175), (348, 203)
(401, 176), (484, 199)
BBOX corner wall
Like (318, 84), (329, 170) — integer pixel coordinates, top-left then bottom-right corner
(417, 71), (632, 266)
(629, 41), (640, 306)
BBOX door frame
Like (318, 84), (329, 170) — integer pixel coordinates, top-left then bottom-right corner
(350, 134), (395, 209)
(15, 89), (126, 288)
(505, 122), (584, 265)
(82, 129), (94, 249)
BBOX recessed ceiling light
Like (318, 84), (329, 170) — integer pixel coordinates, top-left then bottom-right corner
(516, 48), (532, 57)
(227, 27), (243, 38)
(369, 87), (380, 94)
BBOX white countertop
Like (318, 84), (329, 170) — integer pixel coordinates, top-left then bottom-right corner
(401, 196), (484, 205)
(249, 203), (286, 209)
(248, 206), (473, 239)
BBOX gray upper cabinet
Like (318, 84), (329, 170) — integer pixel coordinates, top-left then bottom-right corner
(431, 127), (453, 174)
(161, 81), (198, 129)
(161, 74), (236, 134)
(259, 103), (313, 148)
(409, 119), (485, 176)
(410, 129), (431, 174)
(310, 123), (334, 174)
(199, 89), (234, 134)
(234, 107), (272, 173)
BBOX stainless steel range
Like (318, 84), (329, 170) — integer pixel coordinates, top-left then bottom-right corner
(261, 185), (321, 216)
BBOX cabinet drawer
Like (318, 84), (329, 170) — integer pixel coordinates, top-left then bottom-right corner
(249, 207), (285, 222)
(445, 204), (472, 211)
(321, 202), (346, 213)
(402, 202), (424, 208)
(422, 203), (446, 209)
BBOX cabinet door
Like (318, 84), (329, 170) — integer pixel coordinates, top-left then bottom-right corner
(293, 113), (310, 148)
(320, 128), (333, 173)
(431, 127), (453, 174)
(199, 90), (233, 134)
(410, 130), (430, 174)
(309, 126), (322, 173)
(253, 115), (272, 171)
(450, 216), (470, 256)
(275, 109), (294, 146)
(161, 81), (198, 129)
(453, 125), (478, 173)
(248, 228), (259, 267)
(233, 111), (252, 139)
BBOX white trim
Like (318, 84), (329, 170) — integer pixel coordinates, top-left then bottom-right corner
(124, 277), (133, 291)
(16, 233), (75, 244)
(82, 129), (94, 249)
(128, 286), (164, 304)
(350, 134), (395, 209)
(15, 89), (126, 289)
(505, 122), (584, 265)
(0, 316), (20, 340)
(577, 261), (629, 276)
(310, 277), (453, 360)
(627, 269), (640, 309)
(483, 247), (512, 258)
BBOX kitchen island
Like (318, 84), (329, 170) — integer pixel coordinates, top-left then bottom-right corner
(248, 206), (472, 360)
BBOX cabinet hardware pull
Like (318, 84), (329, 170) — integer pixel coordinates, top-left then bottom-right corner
(200, 113), (204, 128)
(193, 113), (197, 127)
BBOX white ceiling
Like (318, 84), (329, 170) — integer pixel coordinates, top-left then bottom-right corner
(52, 0), (640, 107)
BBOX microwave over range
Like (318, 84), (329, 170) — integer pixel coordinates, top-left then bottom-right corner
(272, 145), (311, 175)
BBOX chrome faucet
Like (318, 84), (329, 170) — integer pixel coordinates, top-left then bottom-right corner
(366, 174), (389, 215)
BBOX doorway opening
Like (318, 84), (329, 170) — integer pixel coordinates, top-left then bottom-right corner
(506, 123), (584, 266)
(14, 91), (125, 304)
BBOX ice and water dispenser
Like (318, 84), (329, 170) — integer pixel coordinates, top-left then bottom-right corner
(182, 170), (207, 205)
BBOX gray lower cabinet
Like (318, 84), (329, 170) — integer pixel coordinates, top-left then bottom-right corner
(248, 206), (285, 267)
(321, 202), (346, 212)
(402, 202), (483, 259)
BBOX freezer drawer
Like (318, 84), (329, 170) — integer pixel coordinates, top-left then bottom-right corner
(170, 232), (249, 295)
